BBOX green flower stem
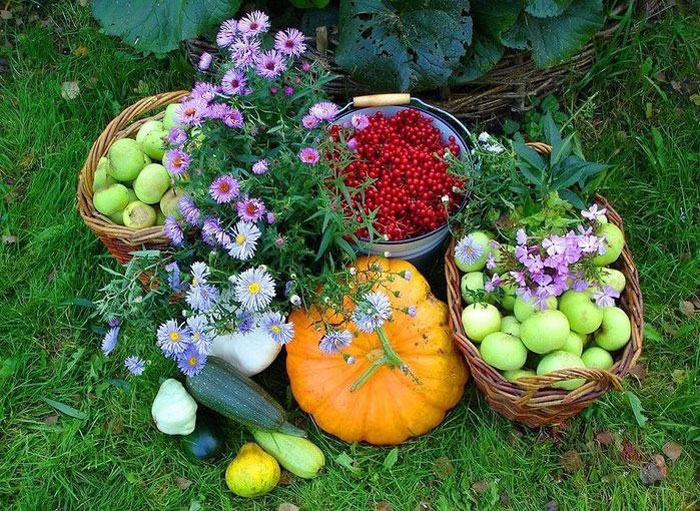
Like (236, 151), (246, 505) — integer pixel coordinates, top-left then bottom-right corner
(376, 326), (405, 369)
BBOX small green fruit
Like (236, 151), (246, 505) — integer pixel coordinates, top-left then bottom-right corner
(503, 369), (536, 381)
(134, 164), (170, 204)
(558, 291), (603, 334)
(136, 120), (164, 146)
(108, 209), (125, 225)
(107, 138), (146, 182)
(156, 209), (166, 225)
(455, 231), (492, 272)
(143, 153), (152, 166)
(93, 157), (116, 191)
(514, 295), (557, 322)
(461, 272), (487, 304)
(561, 332), (584, 356)
(594, 306), (631, 351)
(123, 201), (157, 228)
(581, 347), (614, 370)
(461, 303), (501, 342)
(499, 281), (517, 310)
(500, 315), (521, 337)
(537, 351), (586, 390)
(162, 104), (183, 131)
(601, 268), (626, 293)
(94, 184), (129, 215)
(160, 188), (184, 219)
(593, 223), (624, 266)
(125, 188), (138, 204)
(141, 128), (168, 161)
(480, 332), (527, 371)
(521, 310), (570, 354)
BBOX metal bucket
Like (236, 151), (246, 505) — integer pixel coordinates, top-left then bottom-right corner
(332, 94), (473, 271)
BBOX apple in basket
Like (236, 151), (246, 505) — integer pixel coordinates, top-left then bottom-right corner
(461, 302), (501, 342)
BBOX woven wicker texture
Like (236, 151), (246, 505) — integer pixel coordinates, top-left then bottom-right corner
(444, 142), (644, 427)
(76, 91), (189, 264)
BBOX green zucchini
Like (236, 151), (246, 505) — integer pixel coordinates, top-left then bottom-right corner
(252, 428), (325, 479)
(186, 356), (305, 437)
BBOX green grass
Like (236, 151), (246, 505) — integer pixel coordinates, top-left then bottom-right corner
(1, 2), (698, 510)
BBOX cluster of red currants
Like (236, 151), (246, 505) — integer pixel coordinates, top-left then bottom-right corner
(336, 109), (465, 241)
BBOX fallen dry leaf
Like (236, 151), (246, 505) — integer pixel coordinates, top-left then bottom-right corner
(640, 461), (665, 484)
(672, 369), (685, 384)
(628, 364), (647, 382)
(109, 416), (123, 435)
(42, 413), (59, 425)
(544, 500), (559, 511)
(679, 300), (695, 317)
(47, 271), (56, 283)
(2, 235), (18, 244)
(499, 490), (510, 506)
(595, 431), (614, 447)
(278, 470), (296, 486)
(470, 480), (489, 495)
(278, 504), (299, 511)
(561, 450), (583, 473)
(652, 454), (667, 478)
(61, 81), (80, 100)
(373, 501), (393, 511)
(621, 440), (641, 462)
(662, 441), (683, 461)
(174, 476), (192, 490)
(0, 10), (11, 19)
(432, 456), (454, 480)
(73, 46), (88, 56)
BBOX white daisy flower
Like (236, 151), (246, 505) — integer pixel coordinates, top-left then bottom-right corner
(227, 221), (261, 260)
(230, 267), (276, 312)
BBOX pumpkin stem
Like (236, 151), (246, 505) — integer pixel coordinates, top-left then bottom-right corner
(350, 355), (387, 392)
(376, 327), (421, 385)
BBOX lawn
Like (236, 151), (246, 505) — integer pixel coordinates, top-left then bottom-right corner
(0, 2), (698, 510)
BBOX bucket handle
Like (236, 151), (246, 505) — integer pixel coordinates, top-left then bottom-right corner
(353, 93), (411, 108)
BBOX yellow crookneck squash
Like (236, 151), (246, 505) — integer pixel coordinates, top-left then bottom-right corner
(286, 256), (468, 445)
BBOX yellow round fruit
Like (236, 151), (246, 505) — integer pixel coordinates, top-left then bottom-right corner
(225, 443), (280, 498)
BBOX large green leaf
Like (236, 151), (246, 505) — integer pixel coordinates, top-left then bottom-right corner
(525, 0), (604, 68)
(500, 14), (529, 49)
(451, 32), (504, 84)
(525, 0), (573, 18)
(92, 0), (242, 54)
(471, 0), (523, 39)
(336, 0), (472, 91)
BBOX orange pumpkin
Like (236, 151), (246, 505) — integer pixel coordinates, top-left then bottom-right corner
(286, 256), (468, 444)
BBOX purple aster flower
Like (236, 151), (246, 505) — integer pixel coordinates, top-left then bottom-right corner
(275, 236), (285, 246)
(201, 217), (231, 246)
(255, 50), (286, 79)
(283, 86), (294, 96)
(347, 137), (358, 151)
(260, 311), (295, 345)
(351, 113), (369, 130)
(187, 315), (211, 355)
(209, 175), (240, 204)
(163, 149), (190, 177)
(227, 221), (260, 260)
(455, 235), (484, 267)
(177, 345), (207, 377)
(302, 114), (319, 129)
(516, 228), (528, 245)
(221, 107), (244, 128)
(190, 261), (210, 285)
(484, 274), (502, 292)
(301, 62), (311, 72)
(101, 322), (120, 355)
(238, 10), (270, 36)
(252, 159), (268, 175)
(319, 329), (353, 354)
(266, 212), (276, 224)
(485, 252), (497, 270)
(216, 19), (237, 47)
(230, 37), (261, 69)
(407, 305), (417, 318)
(236, 197), (266, 222)
(592, 285), (619, 307)
(236, 310), (256, 334)
(197, 52), (213, 71)
(186, 283), (219, 312)
(230, 267), (276, 312)
(178, 195), (201, 226)
(156, 319), (190, 357)
(582, 204), (608, 222)
(298, 147), (320, 165)
(124, 356), (145, 375)
(165, 261), (181, 290)
(309, 101), (339, 121)
(175, 97), (208, 127)
(221, 69), (247, 96)
(274, 28), (307, 56)
(269, 86), (278, 95)
(207, 103), (228, 120)
(352, 291), (392, 333)
(168, 127), (187, 146)
(163, 217), (184, 247)
(191, 81), (217, 103)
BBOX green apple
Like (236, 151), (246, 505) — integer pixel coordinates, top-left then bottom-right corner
(93, 157), (116, 191)
(499, 281), (517, 311)
(143, 153), (152, 166)
(520, 310), (570, 354)
(135, 120), (164, 146)
(455, 231), (492, 272)
(558, 291), (603, 334)
(537, 351), (586, 390)
(514, 295), (557, 322)
(134, 164), (170, 204)
(601, 268), (626, 293)
(461, 272), (488, 304)
(461, 303), (501, 342)
(141, 128), (168, 161)
(594, 306), (631, 351)
(487, 244), (513, 275)
(107, 138), (146, 182)
(581, 347), (614, 370)
(125, 188), (138, 204)
(123, 201), (157, 228)
(500, 315), (521, 337)
(480, 332), (527, 371)
(593, 223), (624, 266)
(156, 209), (166, 225)
(561, 331), (584, 356)
(108, 208), (125, 225)
(159, 188), (183, 219)
(93, 184), (129, 215)
(503, 369), (536, 381)
(162, 103), (184, 131)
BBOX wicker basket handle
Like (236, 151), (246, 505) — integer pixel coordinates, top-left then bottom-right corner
(353, 93), (411, 108)
(513, 368), (622, 405)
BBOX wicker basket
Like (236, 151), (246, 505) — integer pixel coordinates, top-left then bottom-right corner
(185, 1), (668, 121)
(444, 142), (643, 427)
(77, 91), (190, 264)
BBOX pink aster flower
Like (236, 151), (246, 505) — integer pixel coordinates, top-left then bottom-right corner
(302, 114), (319, 129)
(163, 149), (190, 176)
(255, 50), (286, 79)
(274, 28), (306, 57)
(209, 175), (240, 204)
(230, 37), (261, 69)
(207, 103), (230, 120)
(168, 127), (187, 146)
(309, 101), (339, 121)
(252, 159), (268, 175)
(174, 97), (208, 127)
(347, 137), (358, 151)
(191, 82), (216, 102)
(301, 61), (311, 72)
(283, 85), (294, 96)
(238, 10), (269, 36)
(351, 113), (369, 130)
(216, 19), (238, 47)
(221, 69), (247, 96)
(237, 197), (266, 222)
(298, 147), (320, 165)
(163, 217), (184, 247)
(198, 52), (213, 71)
(178, 195), (201, 226)
(221, 106), (244, 128)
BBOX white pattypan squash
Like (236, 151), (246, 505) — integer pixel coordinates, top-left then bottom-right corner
(151, 378), (197, 435)
(209, 326), (281, 377)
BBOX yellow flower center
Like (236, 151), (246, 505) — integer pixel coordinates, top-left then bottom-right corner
(465, 246), (474, 255)
(192, 332), (200, 341)
(271, 325), (282, 334)
(248, 282), (261, 295)
(236, 234), (246, 245)
(188, 356), (198, 366)
(169, 331), (180, 342)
